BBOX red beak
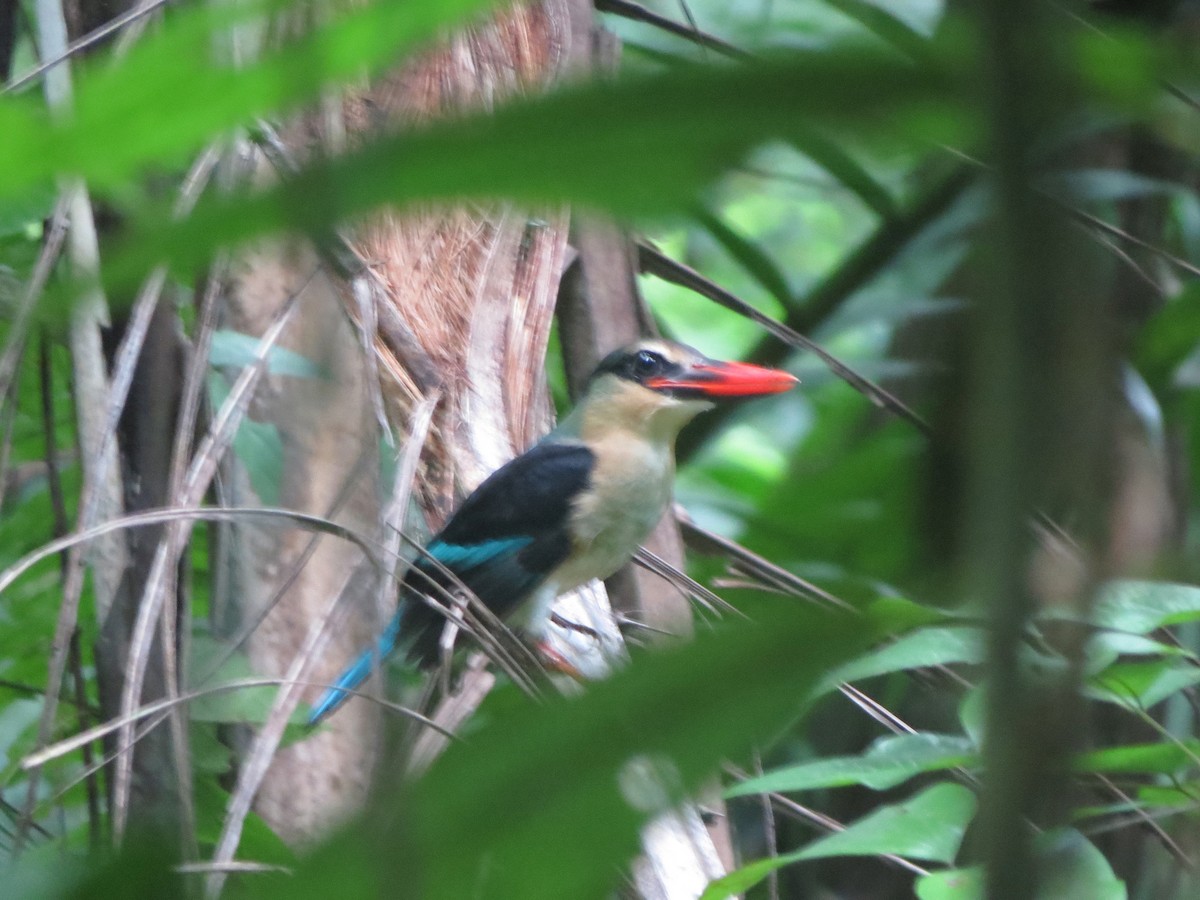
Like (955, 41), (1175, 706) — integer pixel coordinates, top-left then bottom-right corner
(646, 359), (798, 398)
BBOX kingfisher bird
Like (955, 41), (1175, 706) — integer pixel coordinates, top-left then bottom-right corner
(306, 339), (797, 725)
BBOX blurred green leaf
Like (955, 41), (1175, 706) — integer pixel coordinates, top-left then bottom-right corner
(1135, 285), (1200, 392)
(916, 829), (1125, 900)
(727, 732), (977, 796)
(210, 330), (328, 379)
(0, 0), (501, 194)
(1084, 631), (1191, 679)
(90, 47), (962, 298)
(187, 633), (301, 726)
(194, 776), (295, 866)
(1090, 658), (1200, 710)
(207, 372), (284, 506)
(822, 0), (932, 62)
(1075, 739), (1200, 776)
(0, 697), (41, 776)
(263, 607), (871, 900)
(695, 207), (794, 305)
(1136, 783), (1200, 810)
(822, 625), (984, 690)
(1048, 168), (1193, 205)
(410, 611), (867, 898)
(0, 183), (55, 237)
(958, 686), (985, 749)
(917, 865), (983, 900)
(1090, 580), (1200, 635)
(786, 128), (899, 217)
(189, 722), (233, 776)
(793, 781), (975, 862)
(705, 782), (976, 898)
(189, 682), (289, 726)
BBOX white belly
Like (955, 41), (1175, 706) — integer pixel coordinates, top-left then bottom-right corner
(555, 435), (673, 593)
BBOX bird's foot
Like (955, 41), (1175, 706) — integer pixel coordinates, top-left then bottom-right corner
(535, 641), (586, 681)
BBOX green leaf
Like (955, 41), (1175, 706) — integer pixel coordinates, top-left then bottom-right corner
(958, 685), (985, 749)
(794, 781), (975, 862)
(786, 127), (899, 217)
(189, 723), (233, 776)
(189, 681), (287, 725)
(413, 613), (867, 898)
(916, 829), (1126, 900)
(1137, 783), (1200, 809)
(1089, 580), (1200, 635)
(1075, 739), (1200, 776)
(0, 697), (41, 776)
(263, 607), (871, 900)
(917, 865), (983, 899)
(1135, 283), (1200, 392)
(823, 0), (934, 59)
(90, 47), (962, 299)
(695, 207), (794, 306)
(864, 595), (957, 632)
(822, 625), (984, 690)
(207, 372), (284, 506)
(187, 632), (298, 726)
(1084, 630), (1190, 678)
(1090, 657), (1200, 709)
(0, 0), (502, 195)
(194, 774), (295, 866)
(1049, 168), (1192, 205)
(705, 783), (977, 899)
(209, 329), (328, 379)
(0, 182), (55, 237)
(727, 732), (977, 796)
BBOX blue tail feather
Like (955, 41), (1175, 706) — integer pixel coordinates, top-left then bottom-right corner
(306, 613), (401, 726)
(306, 534), (554, 725)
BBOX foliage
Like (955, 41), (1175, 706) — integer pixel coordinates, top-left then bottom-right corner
(2, 0), (1200, 898)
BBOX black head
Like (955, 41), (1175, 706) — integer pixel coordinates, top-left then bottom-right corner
(590, 342), (692, 392)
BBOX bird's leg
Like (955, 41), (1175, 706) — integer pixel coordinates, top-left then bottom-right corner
(535, 641), (586, 680)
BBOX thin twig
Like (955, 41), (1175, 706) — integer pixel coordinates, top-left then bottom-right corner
(0, 198), (70, 400)
(1066, 204), (1200, 280)
(633, 545), (745, 619)
(67, 633), (104, 848)
(594, 0), (749, 60)
(21, 677), (444, 770)
(200, 448), (379, 700)
(198, 333), (432, 895)
(639, 243), (932, 437)
(354, 395), (440, 711)
(1089, 772), (1193, 869)
(726, 763), (931, 878)
(16, 0), (124, 853)
(678, 516), (855, 613)
(111, 280), (309, 840)
(29, 142), (221, 852)
(0, 506), (385, 600)
(203, 564), (365, 900)
(675, 165), (975, 461)
(176, 861), (293, 876)
(753, 749), (780, 900)
(0, 366), (19, 513)
(3, 0), (174, 93)
(144, 146), (222, 867)
(39, 337), (104, 848)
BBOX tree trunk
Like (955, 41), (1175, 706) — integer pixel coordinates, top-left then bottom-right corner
(222, 3), (733, 892)
(224, 0), (574, 846)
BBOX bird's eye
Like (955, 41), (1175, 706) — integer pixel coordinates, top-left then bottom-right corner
(633, 350), (663, 377)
